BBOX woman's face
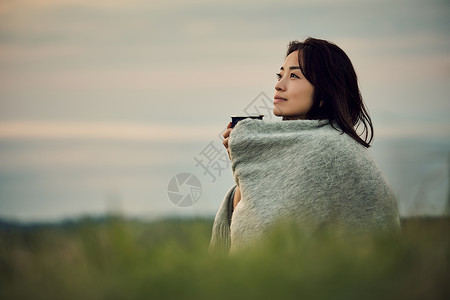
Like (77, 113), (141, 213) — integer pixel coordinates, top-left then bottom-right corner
(273, 50), (315, 119)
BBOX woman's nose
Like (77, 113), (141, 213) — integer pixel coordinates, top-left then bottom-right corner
(275, 80), (285, 91)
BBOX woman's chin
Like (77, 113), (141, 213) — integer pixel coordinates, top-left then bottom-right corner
(273, 108), (284, 117)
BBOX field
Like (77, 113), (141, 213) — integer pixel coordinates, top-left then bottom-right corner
(0, 216), (448, 300)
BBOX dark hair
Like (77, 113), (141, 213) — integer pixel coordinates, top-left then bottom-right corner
(286, 37), (373, 147)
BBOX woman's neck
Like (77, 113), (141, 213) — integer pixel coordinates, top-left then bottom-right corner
(282, 116), (304, 121)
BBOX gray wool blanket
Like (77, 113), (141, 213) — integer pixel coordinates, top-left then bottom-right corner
(209, 119), (401, 253)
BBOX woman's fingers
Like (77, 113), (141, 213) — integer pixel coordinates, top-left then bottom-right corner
(223, 122), (233, 160)
(222, 128), (232, 139)
(223, 137), (231, 160)
(222, 136), (228, 148)
(223, 136), (231, 160)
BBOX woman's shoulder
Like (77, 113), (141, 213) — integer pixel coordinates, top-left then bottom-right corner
(299, 124), (374, 169)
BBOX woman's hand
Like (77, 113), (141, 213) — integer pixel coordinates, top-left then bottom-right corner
(222, 122), (233, 160)
(223, 122), (241, 209)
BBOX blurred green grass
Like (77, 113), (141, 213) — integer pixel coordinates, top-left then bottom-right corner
(0, 216), (448, 300)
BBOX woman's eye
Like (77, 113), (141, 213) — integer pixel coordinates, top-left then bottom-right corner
(275, 73), (282, 80)
(290, 73), (300, 79)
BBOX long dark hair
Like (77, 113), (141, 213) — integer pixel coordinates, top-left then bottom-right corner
(286, 37), (373, 148)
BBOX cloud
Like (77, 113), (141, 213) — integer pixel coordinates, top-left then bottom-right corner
(1, 0), (449, 127)
(375, 119), (450, 139)
(0, 139), (184, 170)
(0, 121), (215, 141)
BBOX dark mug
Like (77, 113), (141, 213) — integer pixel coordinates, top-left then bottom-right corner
(230, 115), (264, 128)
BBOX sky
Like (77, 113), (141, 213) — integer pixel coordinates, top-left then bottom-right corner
(0, 0), (449, 222)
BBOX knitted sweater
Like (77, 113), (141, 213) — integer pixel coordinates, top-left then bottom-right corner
(210, 119), (400, 253)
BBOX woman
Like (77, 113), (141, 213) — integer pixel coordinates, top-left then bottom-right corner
(210, 37), (400, 253)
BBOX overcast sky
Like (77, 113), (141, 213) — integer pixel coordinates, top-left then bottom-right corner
(0, 0), (449, 221)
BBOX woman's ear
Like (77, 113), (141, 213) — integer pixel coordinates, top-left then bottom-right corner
(319, 100), (324, 108)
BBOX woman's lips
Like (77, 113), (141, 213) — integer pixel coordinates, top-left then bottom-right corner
(274, 97), (287, 104)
